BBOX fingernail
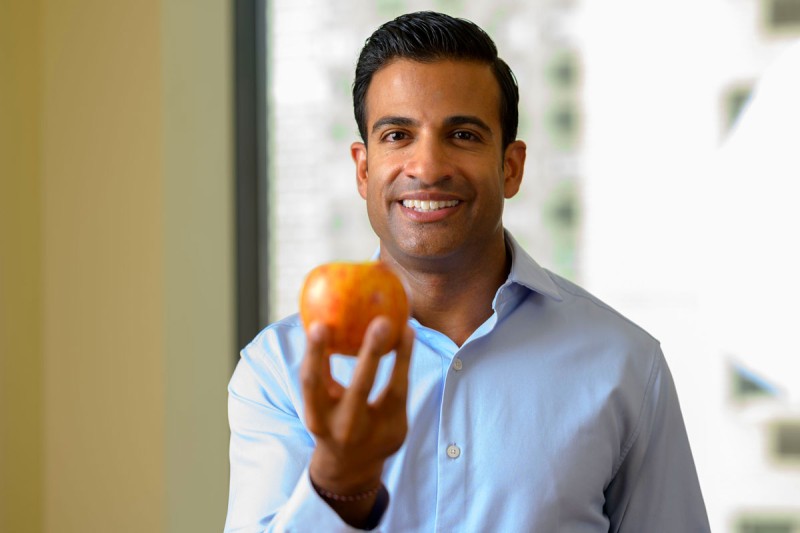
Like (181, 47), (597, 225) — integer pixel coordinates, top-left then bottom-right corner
(308, 322), (325, 342)
(371, 318), (389, 339)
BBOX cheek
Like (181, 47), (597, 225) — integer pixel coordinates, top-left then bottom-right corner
(483, 167), (508, 197)
(365, 186), (387, 225)
(364, 163), (399, 203)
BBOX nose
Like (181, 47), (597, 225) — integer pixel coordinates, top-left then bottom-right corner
(402, 135), (454, 185)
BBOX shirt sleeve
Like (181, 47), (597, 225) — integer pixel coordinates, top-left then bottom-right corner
(604, 345), (711, 533)
(224, 338), (385, 533)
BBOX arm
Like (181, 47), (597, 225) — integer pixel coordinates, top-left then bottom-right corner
(224, 318), (414, 532)
(225, 341), (349, 532)
(302, 318), (414, 528)
(604, 346), (710, 533)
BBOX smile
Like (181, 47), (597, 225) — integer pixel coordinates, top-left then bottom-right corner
(401, 199), (460, 212)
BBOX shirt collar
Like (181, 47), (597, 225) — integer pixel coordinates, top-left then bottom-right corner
(503, 230), (563, 302)
(371, 230), (562, 302)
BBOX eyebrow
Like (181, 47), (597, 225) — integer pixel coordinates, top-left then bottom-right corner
(370, 116), (417, 135)
(444, 115), (492, 134)
(370, 115), (493, 136)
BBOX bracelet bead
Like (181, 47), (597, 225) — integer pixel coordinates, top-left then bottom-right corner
(313, 482), (383, 502)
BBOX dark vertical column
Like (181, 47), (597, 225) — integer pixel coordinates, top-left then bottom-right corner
(234, 0), (269, 354)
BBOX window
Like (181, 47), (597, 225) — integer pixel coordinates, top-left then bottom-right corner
(730, 362), (779, 401)
(736, 515), (800, 533)
(772, 420), (800, 461)
(722, 83), (754, 133)
(766, 0), (800, 28)
(762, 0), (800, 33)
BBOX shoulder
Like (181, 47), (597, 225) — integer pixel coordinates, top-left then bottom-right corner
(540, 270), (658, 349)
(245, 314), (306, 357)
(509, 269), (663, 398)
(230, 314), (307, 406)
(506, 232), (657, 352)
(241, 314), (307, 374)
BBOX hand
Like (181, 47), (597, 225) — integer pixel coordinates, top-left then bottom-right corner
(301, 316), (414, 524)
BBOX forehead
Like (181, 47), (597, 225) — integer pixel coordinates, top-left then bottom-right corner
(365, 59), (502, 131)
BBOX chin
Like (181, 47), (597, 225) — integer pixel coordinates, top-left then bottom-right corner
(392, 239), (462, 263)
(377, 224), (468, 262)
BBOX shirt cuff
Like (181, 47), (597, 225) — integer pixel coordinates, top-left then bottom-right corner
(271, 468), (388, 532)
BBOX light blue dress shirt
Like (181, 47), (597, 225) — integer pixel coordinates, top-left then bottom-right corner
(225, 233), (710, 532)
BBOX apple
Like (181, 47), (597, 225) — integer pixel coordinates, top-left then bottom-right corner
(299, 261), (409, 355)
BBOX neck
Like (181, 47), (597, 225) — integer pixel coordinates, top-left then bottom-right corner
(381, 234), (511, 346)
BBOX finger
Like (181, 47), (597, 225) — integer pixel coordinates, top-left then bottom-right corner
(300, 323), (338, 428)
(343, 316), (391, 409)
(378, 324), (415, 407)
(309, 322), (345, 399)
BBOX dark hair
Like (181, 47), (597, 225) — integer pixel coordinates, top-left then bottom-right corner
(353, 11), (519, 149)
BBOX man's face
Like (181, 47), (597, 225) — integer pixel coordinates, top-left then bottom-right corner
(351, 58), (526, 267)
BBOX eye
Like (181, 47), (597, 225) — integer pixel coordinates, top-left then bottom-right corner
(452, 130), (478, 142)
(382, 131), (408, 142)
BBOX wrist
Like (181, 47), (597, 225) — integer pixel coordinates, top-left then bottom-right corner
(311, 479), (383, 502)
(309, 449), (384, 495)
(309, 473), (390, 530)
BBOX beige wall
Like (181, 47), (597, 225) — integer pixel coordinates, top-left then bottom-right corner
(1, 1), (234, 531)
(0, 1), (44, 531)
(162, 1), (234, 530)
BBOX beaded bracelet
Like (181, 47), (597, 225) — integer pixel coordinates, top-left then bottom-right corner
(313, 482), (383, 502)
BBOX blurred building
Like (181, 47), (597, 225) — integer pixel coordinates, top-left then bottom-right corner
(576, 1), (800, 531)
(267, 1), (800, 531)
(701, 38), (800, 533)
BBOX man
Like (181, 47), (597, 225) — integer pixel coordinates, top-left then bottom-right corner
(225, 11), (709, 532)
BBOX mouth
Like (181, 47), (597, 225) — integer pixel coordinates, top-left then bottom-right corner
(400, 199), (460, 212)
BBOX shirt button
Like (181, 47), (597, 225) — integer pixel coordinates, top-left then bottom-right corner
(452, 358), (463, 371)
(446, 444), (461, 459)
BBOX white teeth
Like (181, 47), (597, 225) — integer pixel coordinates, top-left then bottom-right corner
(402, 199), (459, 212)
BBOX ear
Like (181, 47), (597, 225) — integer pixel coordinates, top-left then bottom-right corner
(351, 141), (368, 200)
(502, 140), (526, 199)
